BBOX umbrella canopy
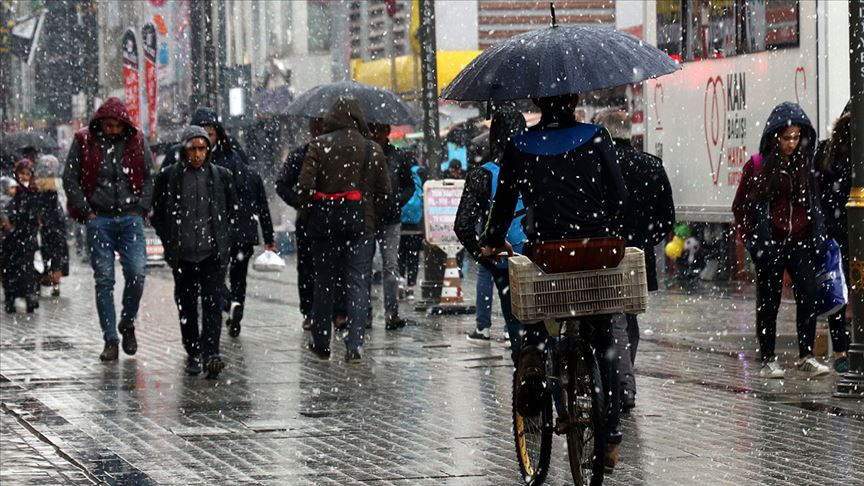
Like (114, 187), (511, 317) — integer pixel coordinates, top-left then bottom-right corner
(285, 81), (418, 125)
(0, 131), (59, 154)
(254, 85), (294, 116)
(441, 25), (680, 101)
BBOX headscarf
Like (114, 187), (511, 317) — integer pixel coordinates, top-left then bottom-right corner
(13, 159), (35, 191)
(35, 154), (60, 192)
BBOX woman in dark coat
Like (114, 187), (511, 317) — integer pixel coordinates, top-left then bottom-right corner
(35, 155), (69, 297)
(732, 102), (830, 379)
(1, 159), (40, 313)
(815, 103), (852, 373)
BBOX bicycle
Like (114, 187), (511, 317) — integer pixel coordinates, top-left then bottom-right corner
(508, 239), (647, 485)
(513, 318), (606, 486)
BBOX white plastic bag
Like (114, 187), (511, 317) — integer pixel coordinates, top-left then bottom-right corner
(33, 251), (44, 274)
(253, 250), (286, 272)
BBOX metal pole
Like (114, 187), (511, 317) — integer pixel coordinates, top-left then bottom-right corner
(415, 0), (446, 308)
(835, 0), (864, 398)
(389, 13), (398, 93)
(189, 0), (204, 110)
(418, 0), (442, 178)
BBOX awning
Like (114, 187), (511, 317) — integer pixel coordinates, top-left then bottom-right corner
(351, 51), (482, 98)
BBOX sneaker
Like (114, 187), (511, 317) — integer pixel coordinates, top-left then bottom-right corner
(302, 318), (312, 331)
(345, 350), (362, 363)
(385, 317), (407, 330)
(514, 346), (546, 417)
(604, 443), (621, 473)
(185, 355), (202, 375)
(834, 356), (850, 374)
(797, 356), (830, 377)
(467, 328), (491, 341)
(119, 325), (137, 356)
(405, 287), (415, 301)
(3, 301), (14, 314)
(99, 341), (119, 362)
(759, 359), (785, 379)
(204, 355), (225, 379)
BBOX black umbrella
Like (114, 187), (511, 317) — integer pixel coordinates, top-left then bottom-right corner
(441, 24), (680, 102)
(285, 81), (418, 125)
(0, 131), (59, 155)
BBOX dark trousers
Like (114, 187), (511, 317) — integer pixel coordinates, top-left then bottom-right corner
(173, 256), (224, 359)
(753, 242), (818, 361)
(398, 234), (423, 287)
(297, 223), (346, 320)
(296, 223), (314, 319)
(310, 235), (374, 353)
(224, 243), (253, 322)
(524, 317), (621, 443)
(827, 306), (850, 353)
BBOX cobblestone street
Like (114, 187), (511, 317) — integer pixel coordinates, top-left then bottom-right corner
(1, 256), (863, 485)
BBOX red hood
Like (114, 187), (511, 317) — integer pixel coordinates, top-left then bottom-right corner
(88, 97), (138, 135)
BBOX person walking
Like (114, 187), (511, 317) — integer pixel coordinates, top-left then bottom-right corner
(187, 108), (275, 337)
(1, 160), (40, 313)
(34, 155), (69, 297)
(367, 123), (415, 330)
(63, 97), (153, 362)
(480, 93), (628, 471)
(151, 126), (237, 379)
(593, 108), (675, 413)
(815, 101), (852, 373)
(398, 163), (425, 302)
(455, 107), (526, 361)
(732, 101), (831, 379)
(297, 98), (390, 363)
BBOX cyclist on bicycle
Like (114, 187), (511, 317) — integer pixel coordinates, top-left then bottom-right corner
(480, 93), (628, 471)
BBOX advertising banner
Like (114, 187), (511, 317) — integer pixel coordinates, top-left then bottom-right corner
(121, 29), (141, 128)
(142, 23), (157, 139)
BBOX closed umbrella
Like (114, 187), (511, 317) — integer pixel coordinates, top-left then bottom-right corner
(285, 81), (418, 125)
(441, 24), (680, 102)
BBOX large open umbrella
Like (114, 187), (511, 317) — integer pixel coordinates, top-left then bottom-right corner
(285, 81), (418, 125)
(440, 24), (680, 101)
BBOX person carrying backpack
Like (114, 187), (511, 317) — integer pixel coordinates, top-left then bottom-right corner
(732, 102), (830, 379)
(454, 107), (526, 361)
(594, 108), (675, 413)
(398, 163), (425, 301)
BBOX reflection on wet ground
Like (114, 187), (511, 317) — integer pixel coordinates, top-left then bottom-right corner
(0, 262), (862, 484)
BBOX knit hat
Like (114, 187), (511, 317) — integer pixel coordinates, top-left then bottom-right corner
(182, 125), (211, 147)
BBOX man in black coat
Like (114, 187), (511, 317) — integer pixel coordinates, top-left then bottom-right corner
(168, 108), (275, 337)
(594, 108), (675, 413)
(368, 123), (416, 330)
(151, 126), (238, 379)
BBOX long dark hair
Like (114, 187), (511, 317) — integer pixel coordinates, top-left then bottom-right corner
(820, 111), (851, 174)
(748, 125), (811, 204)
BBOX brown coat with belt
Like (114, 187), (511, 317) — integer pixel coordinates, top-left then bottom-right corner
(298, 98), (391, 234)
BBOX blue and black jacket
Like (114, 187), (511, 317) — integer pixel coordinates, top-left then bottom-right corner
(483, 119), (627, 248)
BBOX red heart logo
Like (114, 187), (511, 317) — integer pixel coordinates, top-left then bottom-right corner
(794, 67), (806, 104)
(704, 76), (727, 186)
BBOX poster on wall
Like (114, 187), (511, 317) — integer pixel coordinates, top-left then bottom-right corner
(121, 29), (141, 128)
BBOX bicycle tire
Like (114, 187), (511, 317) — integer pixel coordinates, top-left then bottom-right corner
(512, 371), (553, 485)
(565, 340), (606, 485)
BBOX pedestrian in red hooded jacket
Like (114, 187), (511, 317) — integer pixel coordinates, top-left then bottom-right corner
(62, 97), (154, 362)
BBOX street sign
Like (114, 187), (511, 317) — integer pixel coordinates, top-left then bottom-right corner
(121, 29), (141, 128)
(423, 179), (464, 254)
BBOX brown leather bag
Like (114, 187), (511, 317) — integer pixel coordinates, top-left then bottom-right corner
(527, 237), (626, 274)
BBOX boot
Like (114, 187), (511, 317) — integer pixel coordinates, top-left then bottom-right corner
(99, 341), (119, 362)
(604, 443), (620, 473)
(119, 325), (137, 356)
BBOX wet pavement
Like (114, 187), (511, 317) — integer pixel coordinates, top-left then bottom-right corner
(1, 255), (863, 485)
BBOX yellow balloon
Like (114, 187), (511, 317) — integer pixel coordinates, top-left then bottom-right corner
(665, 238), (684, 260)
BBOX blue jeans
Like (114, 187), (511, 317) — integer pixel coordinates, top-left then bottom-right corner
(475, 263), (523, 360)
(374, 223), (401, 320)
(86, 215), (147, 342)
(311, 235), (374, 353)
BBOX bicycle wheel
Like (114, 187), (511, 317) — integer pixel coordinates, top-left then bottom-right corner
(513, 372), (553, 485)
(565, 341), (605, 485)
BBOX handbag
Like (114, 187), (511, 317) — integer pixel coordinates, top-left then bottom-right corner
(305, 145), (371, 240)
(815, 238), (848, 317)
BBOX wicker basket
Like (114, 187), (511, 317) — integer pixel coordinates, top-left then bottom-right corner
(508, 248), (648, 322)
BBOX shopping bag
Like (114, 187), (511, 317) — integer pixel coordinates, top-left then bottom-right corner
(252, 250), (286, 272)
(816, 239), (848, 317)
(33, 250), (44, 274)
